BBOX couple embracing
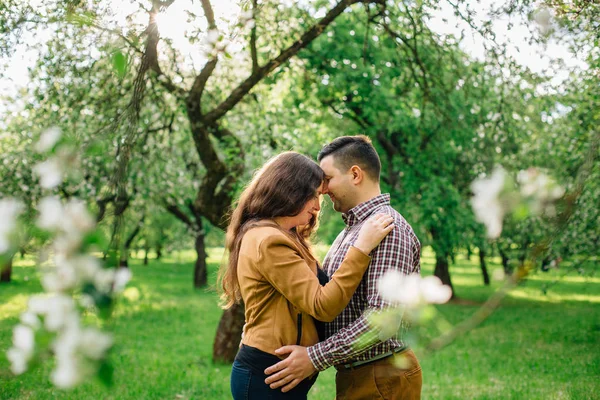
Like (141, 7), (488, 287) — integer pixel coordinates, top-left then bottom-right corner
(220, 135), (422, 400)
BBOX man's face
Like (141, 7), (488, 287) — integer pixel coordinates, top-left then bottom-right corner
(319, 155), (355, 213)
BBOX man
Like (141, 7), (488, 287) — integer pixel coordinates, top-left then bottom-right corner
(264, 135), (422, 399)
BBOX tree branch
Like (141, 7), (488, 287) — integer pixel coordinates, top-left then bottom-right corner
(165, 202), (196, 231)
(187, 0), (219, 112)
(203, 0), (385, 123)
(250, 0), (259, 74)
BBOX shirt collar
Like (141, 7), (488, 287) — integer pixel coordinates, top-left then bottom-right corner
(342, 194), (391, 226)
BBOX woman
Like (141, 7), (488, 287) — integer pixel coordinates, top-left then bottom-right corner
(220, 152), (394, 399)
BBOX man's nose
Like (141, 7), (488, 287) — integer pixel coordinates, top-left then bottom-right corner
(322, 181), (329, 194)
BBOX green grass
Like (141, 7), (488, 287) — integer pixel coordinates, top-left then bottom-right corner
(1, 248), (599, 399)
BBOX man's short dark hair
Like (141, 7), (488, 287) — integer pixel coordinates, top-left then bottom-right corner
(317, 135), (381, 181)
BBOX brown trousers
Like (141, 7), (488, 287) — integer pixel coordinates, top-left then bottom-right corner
(334, 349), (422, 400)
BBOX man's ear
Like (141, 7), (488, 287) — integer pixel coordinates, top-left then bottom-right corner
(349, 165), (364, 185)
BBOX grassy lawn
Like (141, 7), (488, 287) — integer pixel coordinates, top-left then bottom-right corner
(1, 248), (599, 399)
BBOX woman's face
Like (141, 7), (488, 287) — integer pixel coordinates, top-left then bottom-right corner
(292, 182), (324, 228)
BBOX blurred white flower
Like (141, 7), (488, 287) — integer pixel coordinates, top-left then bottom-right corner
(7, 348), (29, 375)
(113, 268), (132, 293)
(470, 167), (507, 238)
(13, 324), (35, 356)
(53, 234), (83, 257)
(35, 127), (62, 153)
(37, 197), (64, 230)
(7, 324), (36, 375)
(240, 10), (253, 21)
(79, 294), (95, 309)
(10, 148), (120, 387)
(28, 295), (50, 314)
(378, 271), (452, 307)
(42, 265), (78, 293)
(51, 354), (82, 389)
(20, 312), (41, 330)
(0, 198), (24, 253)
(94, 268), (116, 293)
(34, 158), (64, 189)
(72, 255), (102, 281)
(50, 324), (111, 388)
(205, 29), (219, 45)
(517, 168), (565, 214)
(63, 199), (95, 235)
(30, 294), (78, 332)
(420, 276), (453, 304)
(379, 273), (420, 306)
(79, 328), (113, 360)
(533, 8), (553, 35)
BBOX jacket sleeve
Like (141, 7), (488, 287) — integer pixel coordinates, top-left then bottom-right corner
(256, 235), (371, 322)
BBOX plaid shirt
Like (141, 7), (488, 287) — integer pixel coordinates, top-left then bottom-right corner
(307, 194), (421, 371)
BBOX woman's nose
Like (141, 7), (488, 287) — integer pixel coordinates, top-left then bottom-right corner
(314, 199), (321, 211)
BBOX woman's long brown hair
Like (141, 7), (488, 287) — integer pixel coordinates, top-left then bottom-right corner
(219, 152), (324, 308)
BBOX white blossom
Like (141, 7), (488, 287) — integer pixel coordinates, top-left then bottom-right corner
(113, 268), (132, 293)
(20, 312), (41, 330)
(34, 158), (64, 189)
(533, 8), (553, 35)
(7, 147), (122, 386)
(205, 29), (219, 45)
(63, 199), (95, 235)
(420, 276), (453, 304)
(0, 198), (23, 253)
(50, 324), (111, 388)
(7, 324), (36, 375)
(79, 328), (113, 360)
(35, 127), (62, 153)
(470, 166), (507, 238)
(28, 294), (78, 332)
(517, 168), (565, 208)
(13, 325), (35, 356)
(51, 355), (82, 389)
(378, 271), (452, 307)
(41, 265), (77, 292)
(94, 268), (116, 293)
(7, 348), (29, 375)
(37, 197), (64, 230)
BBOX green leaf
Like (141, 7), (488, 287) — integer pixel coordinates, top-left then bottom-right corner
(112, 51), (128, 79)
(98, 361), (114, 387)
(513, 203), (530, 221)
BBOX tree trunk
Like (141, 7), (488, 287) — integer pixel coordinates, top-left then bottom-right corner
(144, 246), (149, 265)
(119, 215), (144, 268)
(20, 248), (26, 259)
(433, 254), (455, 298)
(499, 248), (511, 275)
(465, 246), (472, 260)
(1, 257), (12, 283)
(156, 245), (162, 260)
(479, 248), (490, 286)
(213, 302), (245, 363)
(194, 231), (207, 288)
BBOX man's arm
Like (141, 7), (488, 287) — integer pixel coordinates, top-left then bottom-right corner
(265, 223), (420, 391)
(307, 224), (417, 369)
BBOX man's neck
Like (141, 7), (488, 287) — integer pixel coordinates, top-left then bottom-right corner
(348, 185), (382, 210)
